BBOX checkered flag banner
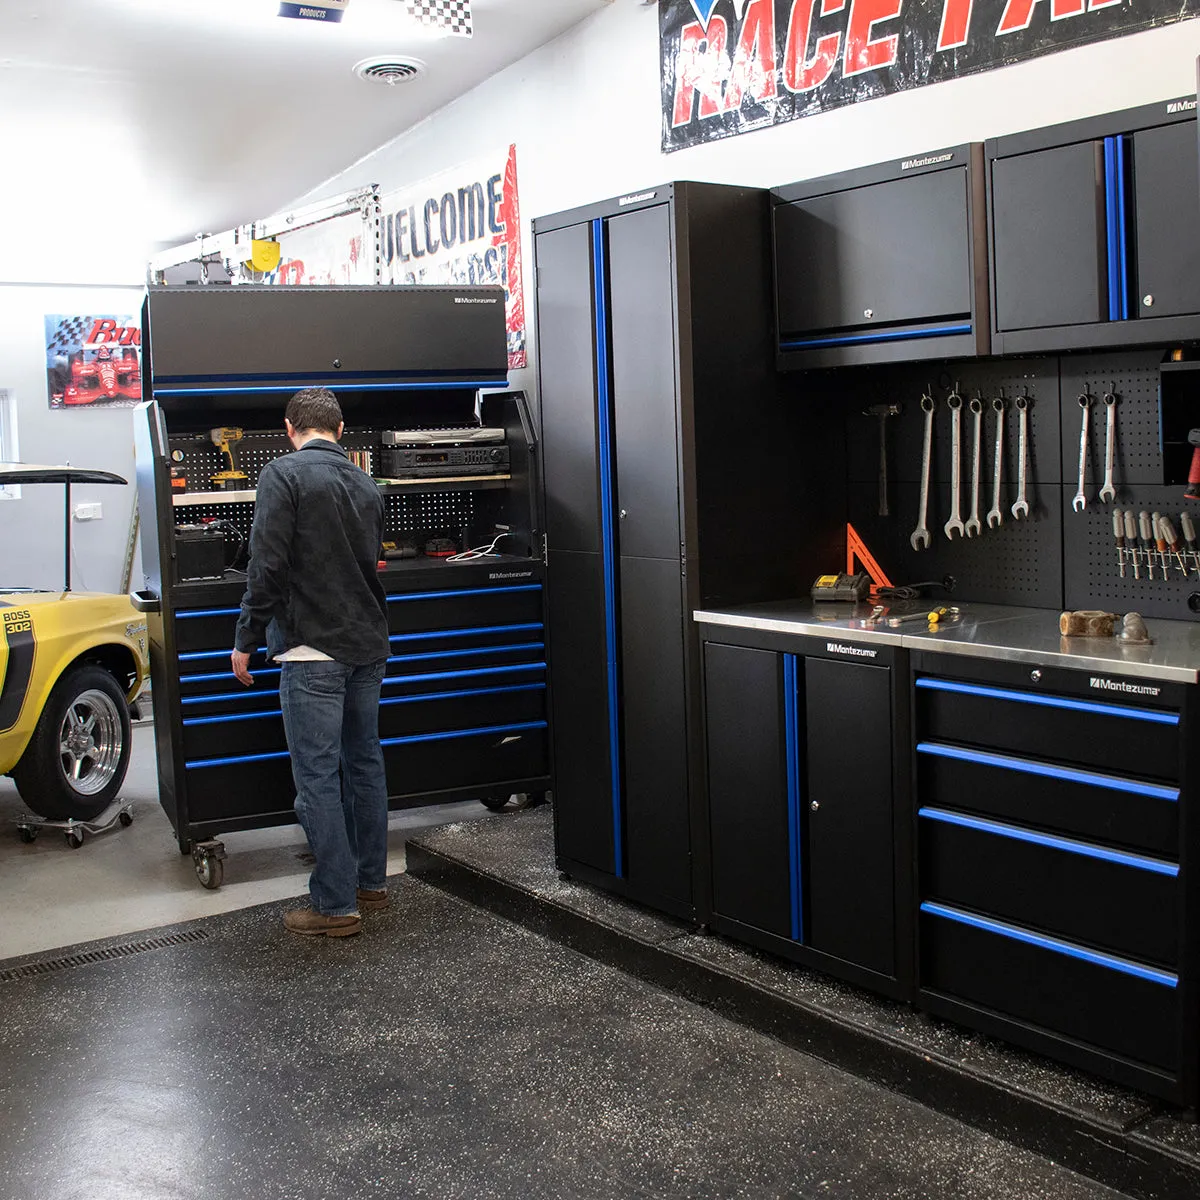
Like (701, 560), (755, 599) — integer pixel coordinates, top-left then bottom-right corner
(46, 316), (93, 354)
(402, 0), (472, 36)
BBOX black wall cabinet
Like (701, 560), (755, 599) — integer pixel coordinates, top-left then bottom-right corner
(987, 97), (1200, 354)
(700, 631), (911, 997)
(534, 183), (801, 920)
(772, 145), (990, 370)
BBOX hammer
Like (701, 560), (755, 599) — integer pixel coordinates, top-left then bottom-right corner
(865, 404), (902, 516)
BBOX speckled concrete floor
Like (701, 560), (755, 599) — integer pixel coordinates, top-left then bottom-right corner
(0, 878), (1128, 1200)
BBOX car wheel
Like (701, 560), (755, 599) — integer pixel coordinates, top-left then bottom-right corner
(13, 665), (132, 822)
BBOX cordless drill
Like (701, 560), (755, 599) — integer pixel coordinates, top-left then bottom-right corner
(210, 427), (249, 491)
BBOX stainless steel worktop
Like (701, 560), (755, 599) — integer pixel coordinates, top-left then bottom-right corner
(694, 600), (1200, 684)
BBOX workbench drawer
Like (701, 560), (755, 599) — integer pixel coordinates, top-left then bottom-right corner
(382, 720), (548, 796)
(182, 710), (287, 760)
(173, 606), (240, 654)
(915, 677), (1181, 782)
(920, 807), (1179, 966)
(384, 583), (543, 635)
(916, 741), (1180, 859)
(179, 671), (283, 718)
(920, 902), (1180, 1072)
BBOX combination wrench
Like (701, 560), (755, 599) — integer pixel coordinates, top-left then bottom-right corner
(1011, 394), (1030, 520)
(943, 388), (965, 540)
(1099, 391), (1117, 504)
(1073, 391), (1093, 512)
(986, 397), (1005, 529)
(910, 391), (935, 551)
(965, 397), (983, 538)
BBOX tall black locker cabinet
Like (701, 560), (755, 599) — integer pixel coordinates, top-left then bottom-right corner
(533, 183), (811, 920)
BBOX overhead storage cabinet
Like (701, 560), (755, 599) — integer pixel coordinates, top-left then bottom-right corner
(533, 183), (802, 920)
(987, 97), (1200, 354)
(772, 146), (989, 369)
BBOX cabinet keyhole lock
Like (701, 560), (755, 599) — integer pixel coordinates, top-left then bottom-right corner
(1142, 295), (1154, 308)
(863, 309), (874, 320)
(619, 509), (627, 520)
(1030, 669), (1042, 683)
(810, 801), (820, 812)
(332, 358), (342, 369)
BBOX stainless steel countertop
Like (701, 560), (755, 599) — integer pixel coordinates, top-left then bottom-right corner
(693, 601), (1200, 684)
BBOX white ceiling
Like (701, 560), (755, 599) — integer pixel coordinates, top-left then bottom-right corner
(0, 0), (613, 281)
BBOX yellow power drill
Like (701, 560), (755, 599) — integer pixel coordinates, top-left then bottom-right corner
(210, 427), (249, 491)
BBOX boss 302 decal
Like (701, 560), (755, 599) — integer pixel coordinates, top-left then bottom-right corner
(662, 0), (1200, 151)
(0, 608), (35, 733)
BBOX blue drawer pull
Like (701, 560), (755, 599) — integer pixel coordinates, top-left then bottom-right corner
(182, 690), (280, 707)
(387, 641), (543, 667)
(382, 662), (546, 687)
(917, 742), (1180, 802)
(386, 584), (541, 603)
(915, 677), (1179, 725)
(390, 622), (543, 644)
(921, 901), (1178, 988)
(185, 718), (547, 769)
(780, 322), (970, 351)
(181, 668), (282, 686)
(919, 807), (1178, 876)
(176, 607), (240, 619)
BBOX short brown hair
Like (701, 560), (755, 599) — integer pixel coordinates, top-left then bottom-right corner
(286, 388), (342, 435)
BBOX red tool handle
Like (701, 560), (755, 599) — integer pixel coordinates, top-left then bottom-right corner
(1188, 445), (1200, 499)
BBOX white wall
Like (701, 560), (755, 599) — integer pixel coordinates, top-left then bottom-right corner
(296, 2), (1200, 404)
(0, 285), (145, 594)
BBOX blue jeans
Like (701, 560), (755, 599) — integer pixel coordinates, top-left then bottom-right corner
(279, 658), (389, 916)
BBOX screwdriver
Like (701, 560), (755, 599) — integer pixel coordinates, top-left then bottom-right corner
(1125, 510), (1141, 580)
(1139, 511), (1155, 580)
(1182, 511), (1199, 577)
(1152, 512), (1167, 576)
(1112, 508), (1126, 577)
(1160, 515), (1187, 575)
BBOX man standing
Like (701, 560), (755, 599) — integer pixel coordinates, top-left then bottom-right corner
(231, 388), (391, 937)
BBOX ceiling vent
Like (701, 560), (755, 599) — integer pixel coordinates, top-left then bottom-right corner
(353, 56), (426, 86)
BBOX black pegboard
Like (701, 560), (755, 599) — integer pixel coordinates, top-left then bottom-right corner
(836, 358), (1062, 606)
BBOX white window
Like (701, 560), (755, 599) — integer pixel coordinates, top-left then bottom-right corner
(0, 390), (19, 499)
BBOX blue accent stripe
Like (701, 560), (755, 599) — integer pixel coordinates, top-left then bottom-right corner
(917, 741), (1180, 802)
(593, 217), (624, 879)
(176, 607), (240, 619)
(180, 647), (267, 662)
(387, 641), (543, 666)
(921, 901), (1178, 988)
(182, 690), (280, 706)
(1104, 136), (1121, 322)
(1116, 135), (1130, 320)
(385, 584), (541, 603)
(914, 677), (1179, 725)
(783, 655), (803, 942)
(182, 682), (546, 727)
(382, 662), (546, 687)
(781, 323), (971, 351)
(154, 368), (503, 385)
(919, 807), (1178, 876)
(182, 668), (282, 685)
(390, 622), (543, 644)
(155, 380), (504, 397)
(185, 718), (546, 769)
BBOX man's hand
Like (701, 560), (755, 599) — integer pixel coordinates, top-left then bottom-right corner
(231, 649), (253, 687)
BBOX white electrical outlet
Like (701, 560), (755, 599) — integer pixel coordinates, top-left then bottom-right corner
(73, 502), (102, 521)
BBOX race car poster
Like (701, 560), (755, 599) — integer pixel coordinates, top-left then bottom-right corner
(662, 0), (1200, 152)
(45, 315), (142, 410)
(378, 144), (527, 369)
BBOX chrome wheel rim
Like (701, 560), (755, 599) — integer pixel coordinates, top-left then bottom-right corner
(58, 689), (123, 796)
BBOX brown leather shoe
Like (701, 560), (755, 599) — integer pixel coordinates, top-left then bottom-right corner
(356, 888), (388, 911)
(283, 907), (361, 937)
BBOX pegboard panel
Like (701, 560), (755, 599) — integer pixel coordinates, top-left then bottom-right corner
(1063, 484), (1200, 622)
(1058, 350), (1164, 491)
(383, 491), (476, 546)
(167, 430), (292, 492)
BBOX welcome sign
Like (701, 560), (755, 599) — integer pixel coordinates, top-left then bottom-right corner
(661, 0), (1200, 151)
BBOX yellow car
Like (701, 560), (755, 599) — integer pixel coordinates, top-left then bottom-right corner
(1, 465), (149, 822)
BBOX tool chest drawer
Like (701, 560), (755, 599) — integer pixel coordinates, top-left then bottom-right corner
(920, 807), (1178, 966)
(920, 902), (1180, 1073)
(182, 756), (296, 822)
(916, 741), (1179, 859)
(382, 720), (547, 796)
(915, 675), (1181, 781)
(385, 583), (543, 634)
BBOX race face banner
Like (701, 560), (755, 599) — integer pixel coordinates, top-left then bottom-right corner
(378, 144), (527, 369)
(662, 0), (1200, 152)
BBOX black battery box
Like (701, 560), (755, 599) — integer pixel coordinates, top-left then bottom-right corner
(175, 524), (227, 582)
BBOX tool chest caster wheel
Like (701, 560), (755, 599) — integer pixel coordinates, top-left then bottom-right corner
(192, 840), (227, 890)
(66, 830), (84, 849)
(118, 810), (133, 828)
(479, 794), (512, 812)
(18, 827), (36, 844)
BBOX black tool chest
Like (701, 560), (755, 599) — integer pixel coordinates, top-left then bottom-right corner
(134, 286), (549, 883)
(911, 651), (1196, 1102)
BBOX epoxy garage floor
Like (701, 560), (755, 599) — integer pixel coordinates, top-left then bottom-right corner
(0, 724), (1133, 1199)
(0, 877), (1130, 1200)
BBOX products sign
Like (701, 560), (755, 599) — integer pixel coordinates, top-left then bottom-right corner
(661, 0), (1200, 151)
(379, 144), (527, 369)
(44, 315), (142, 410)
